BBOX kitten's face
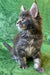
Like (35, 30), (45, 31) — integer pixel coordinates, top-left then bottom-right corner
(17, 11), (33, 31)
(16, 2), (38, 31)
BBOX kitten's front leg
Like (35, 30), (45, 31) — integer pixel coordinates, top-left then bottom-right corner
(34, 58), (44, 73)
(18, 57), (28, 69)
(33, 51), (44, 73)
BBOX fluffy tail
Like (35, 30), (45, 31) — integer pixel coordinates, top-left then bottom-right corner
(3, 42), (12, 51)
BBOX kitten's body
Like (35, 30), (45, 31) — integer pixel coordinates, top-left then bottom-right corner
(3, 1), (44, 73)
(14, 30), (42, 57)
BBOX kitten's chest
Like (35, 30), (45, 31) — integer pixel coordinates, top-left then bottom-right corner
(19, 31), (35, 56)
(18, 39), (34, 56)
(25, 39), (35, 56)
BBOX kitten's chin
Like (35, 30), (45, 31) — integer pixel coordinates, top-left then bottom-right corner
(16, 24), (27, 32)
(16, 24), (22, 31)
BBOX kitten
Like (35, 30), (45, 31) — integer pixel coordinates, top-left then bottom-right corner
(3, 1), (44, 73)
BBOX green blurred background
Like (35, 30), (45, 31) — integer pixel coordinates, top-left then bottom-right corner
(0, 0), (50, 75)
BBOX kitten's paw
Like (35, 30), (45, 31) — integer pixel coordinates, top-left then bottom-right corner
(19, 64), (28, 69)
(35, 68), (44, 73)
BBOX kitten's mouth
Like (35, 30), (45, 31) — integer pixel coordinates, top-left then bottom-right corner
(16, 24), (26, 31)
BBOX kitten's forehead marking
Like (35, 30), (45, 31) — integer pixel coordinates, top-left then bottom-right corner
(20, 10), (31, 17)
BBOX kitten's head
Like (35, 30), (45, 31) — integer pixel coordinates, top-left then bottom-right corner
(16, 2), (40, 31)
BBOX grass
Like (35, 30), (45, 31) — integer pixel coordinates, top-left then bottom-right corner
(0, 0), (50, 75)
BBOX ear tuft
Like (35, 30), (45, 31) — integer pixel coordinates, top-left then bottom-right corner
(21, 5), (25, 11)
(30, 2), (38, 18)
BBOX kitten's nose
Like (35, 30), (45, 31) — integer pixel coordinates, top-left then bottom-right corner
(17, 19), (22, 24)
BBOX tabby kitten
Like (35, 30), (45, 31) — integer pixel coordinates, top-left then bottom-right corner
(3, 1), (44, 73)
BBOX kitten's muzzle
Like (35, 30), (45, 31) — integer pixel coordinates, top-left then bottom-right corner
(17, 19), (23, 24)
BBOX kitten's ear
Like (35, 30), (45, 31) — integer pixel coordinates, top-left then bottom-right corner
(21, 5), (25, 11)
(30, 2), (38, 18)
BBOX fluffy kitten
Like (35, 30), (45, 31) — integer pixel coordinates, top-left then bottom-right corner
(3, 1), (44, 73)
